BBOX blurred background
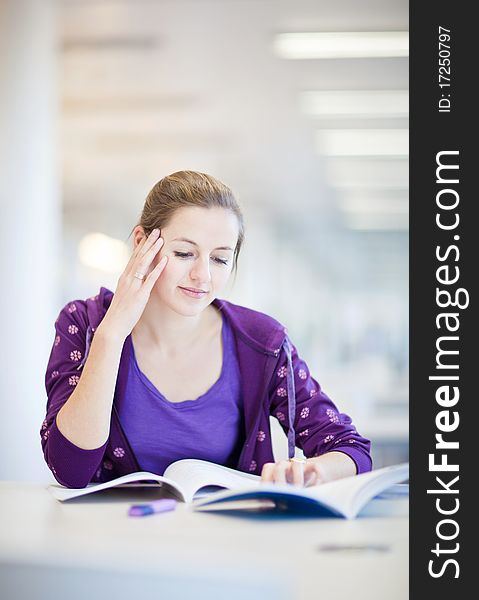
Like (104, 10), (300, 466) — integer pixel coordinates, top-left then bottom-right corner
(0, 0), (408, 481)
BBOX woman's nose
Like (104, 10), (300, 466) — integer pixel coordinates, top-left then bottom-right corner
(190, 257), (211, 283)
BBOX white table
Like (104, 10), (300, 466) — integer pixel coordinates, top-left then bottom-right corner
(0, 482), (408, 600)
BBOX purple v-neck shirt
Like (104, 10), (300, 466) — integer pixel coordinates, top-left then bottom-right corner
(117, 312), (244, 475)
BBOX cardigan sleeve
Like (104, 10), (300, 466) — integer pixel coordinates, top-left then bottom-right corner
(269, 336), (372, 474)
(40, 300), (107, 488)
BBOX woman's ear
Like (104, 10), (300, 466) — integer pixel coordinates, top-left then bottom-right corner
(132, 226), (147, 250)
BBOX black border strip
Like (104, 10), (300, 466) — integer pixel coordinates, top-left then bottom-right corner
(410, 3), (474, 595)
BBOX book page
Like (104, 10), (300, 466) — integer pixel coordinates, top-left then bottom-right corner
(163, 459), (261, 502)
(193, 463), (409, 518)
(47, 471), (185, 502)
(297, 463), (409, 518)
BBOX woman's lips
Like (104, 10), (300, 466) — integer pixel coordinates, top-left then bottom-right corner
(178, 286), (208, 299)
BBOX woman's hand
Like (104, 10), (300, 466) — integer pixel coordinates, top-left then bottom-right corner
(99, 228), (168, 340)
(260, 453), (357, 487)
(260, 459), (321, 487)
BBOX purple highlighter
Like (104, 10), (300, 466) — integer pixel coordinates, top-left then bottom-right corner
(128, 498), (177, 517)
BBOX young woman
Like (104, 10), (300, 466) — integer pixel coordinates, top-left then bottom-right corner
(41, 171), (371, 489)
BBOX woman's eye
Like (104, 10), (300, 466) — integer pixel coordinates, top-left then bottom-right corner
(174, 252), (193, 258)
(173, 251), (228, 266)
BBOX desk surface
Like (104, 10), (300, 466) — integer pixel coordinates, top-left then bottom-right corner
(0, 482), (408, 600)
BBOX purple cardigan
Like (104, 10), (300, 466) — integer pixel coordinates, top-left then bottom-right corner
(41, 287), (372, 488)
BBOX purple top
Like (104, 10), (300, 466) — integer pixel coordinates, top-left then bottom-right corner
(41, 287), (372, 488)
(117, 312), (244, 475)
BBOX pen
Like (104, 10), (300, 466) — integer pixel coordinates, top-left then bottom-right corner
(128, 498), (177, 517)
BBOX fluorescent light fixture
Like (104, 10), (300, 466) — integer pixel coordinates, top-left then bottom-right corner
(79, 233), (130, 273)
(326, 158), (409, 188)
(317, 129), (409, 157)
(344, 213), (409, 231)
(274, 32), (409, 59)
(300, 90), (409, 118)
(339, 197), (409, 215)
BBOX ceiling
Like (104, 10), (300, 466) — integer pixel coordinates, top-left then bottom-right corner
(59, 0), (409, 288)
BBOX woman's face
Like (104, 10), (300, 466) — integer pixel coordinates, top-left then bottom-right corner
(138, 206), (239, 316)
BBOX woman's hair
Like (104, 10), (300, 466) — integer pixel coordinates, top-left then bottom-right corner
(129, 170), (245, 277)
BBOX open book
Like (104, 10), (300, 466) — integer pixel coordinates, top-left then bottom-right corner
(48, 459), (261, 503)
(48, 459), (408, 519)
(194, 462), (409, 518)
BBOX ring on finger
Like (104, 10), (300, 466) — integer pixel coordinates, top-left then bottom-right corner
(133, 271), (146, 280)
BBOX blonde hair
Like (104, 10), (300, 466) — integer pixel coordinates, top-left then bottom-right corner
(129, 171), (245, 276)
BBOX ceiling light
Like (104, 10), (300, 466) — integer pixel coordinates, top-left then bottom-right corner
(317, 129), (409, 157)
(344, 213), (409, 231)
(339, 196), (408, 215)
(300, 90), (409, 118)
(274, 32), (409, 59)
(325, 158), (409, 188)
